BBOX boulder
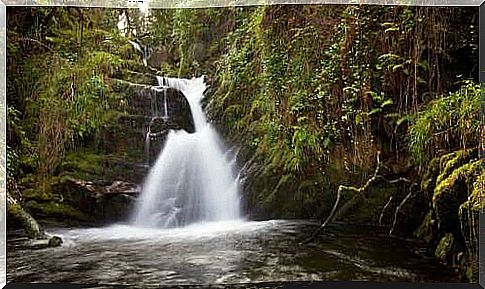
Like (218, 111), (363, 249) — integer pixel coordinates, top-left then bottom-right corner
(48, 236), (63, 247)
(49, 177), (141, 225)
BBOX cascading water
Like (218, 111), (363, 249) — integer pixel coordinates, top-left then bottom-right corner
(128, 40), (152, 67)
(132, 76), (242, 228)
(145, 76), (170, 165)
(155, 76), (170, 121)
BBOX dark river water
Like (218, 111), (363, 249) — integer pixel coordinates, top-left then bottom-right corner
(7, 220), (459, 286)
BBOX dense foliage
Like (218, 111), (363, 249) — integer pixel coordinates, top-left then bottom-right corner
(6, 5), (481, 282)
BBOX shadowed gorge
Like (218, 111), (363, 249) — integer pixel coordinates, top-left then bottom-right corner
(5, 5), (482, 286)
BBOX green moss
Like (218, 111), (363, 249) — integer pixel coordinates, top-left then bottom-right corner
(432, 159), (482, 234)
(465, 169), (485, 211)
(25, 201), (94, 223)
(118, 70), (157, 85)
(7, 202), (36, 237)
(433, 159), (482, 206)
(21, 188), (53, 202)
(59, 150), (105, 179)
(414, 211), (437, 243)
(433, 160), (483, 205)
(421, 149), (477, 202)
(436, 149), (477, 185)
(463, 254), (478, 283)
(421, 156), (440, 199)
(124, 60), (160, 75)
(7, 191), (45, 239)
(435, 233), (454, 264)
(17, 175), (60, 203)
(457, 169), (484, 282)
(159, 62), (177, 76)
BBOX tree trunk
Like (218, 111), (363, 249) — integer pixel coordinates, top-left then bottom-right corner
(7, 190), (45, 240)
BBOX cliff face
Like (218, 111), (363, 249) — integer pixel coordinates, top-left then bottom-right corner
(415, 150), (483, 282)
(15, 66), (196, 226)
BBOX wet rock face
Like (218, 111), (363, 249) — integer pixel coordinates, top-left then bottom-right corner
(100, 81), (195, 170)
(49, 74), (196, 224)
(52, 177), (141, 225)
(136, 87), (195, 165)
(413, 150), (482, 282)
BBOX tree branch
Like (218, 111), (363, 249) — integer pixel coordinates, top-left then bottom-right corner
(302, 151), (418, 244)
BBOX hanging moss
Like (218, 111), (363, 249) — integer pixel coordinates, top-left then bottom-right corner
(408, 82), (481, 167)
(432, 159), (482, 234)
(436, 149), (477, 185)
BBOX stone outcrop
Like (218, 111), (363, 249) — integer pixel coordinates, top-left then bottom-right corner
(415, 149), (482, 282)
(16, 68), (197, 228)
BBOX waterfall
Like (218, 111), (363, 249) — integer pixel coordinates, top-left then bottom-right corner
(163, 90), (169, 121)
(145, 76), (170, 165)
(129, 40), (152, 67)
(155, 76), (170, 121)
(132, 76), (242, 228)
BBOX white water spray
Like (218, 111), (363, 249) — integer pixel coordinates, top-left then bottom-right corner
(132, 76), (242, 228)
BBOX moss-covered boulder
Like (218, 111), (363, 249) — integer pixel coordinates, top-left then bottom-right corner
(415, 149), (482, 282)
(435, 233), (456, 266)
(50, 177), (140, 224)
(432, 159), (481, 235)
(48, 236), (63, 247)
(25, 200), (95, 224)
(457, 169), (484, 282)
(436, 149), (477, 187)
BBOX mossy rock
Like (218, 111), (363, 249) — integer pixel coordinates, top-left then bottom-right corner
(58, 152), (105, 180)
(436, 149), (477, 186)
(20, 188), (54, 203)
(124, 60), (160, 75)
(432, 159), (482, 234)
(421, 149), (477, 202)
(7, 202), (44, 239)
(7, 189), (46, 239)
(118, 70), (158, 86)
(414, 211), (438, 244)
(48, 236), (63, 247)
(17, 175), (58, 203)
(457, 170), (484, 282)
(25, 201), (95, 223)
(435, 233), (455, 265)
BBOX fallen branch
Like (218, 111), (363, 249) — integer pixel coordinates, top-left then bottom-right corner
(389, 185), (417, 237)
(302, 152), (382, 244)
(378, 195), (394, 226)
(302, 152), (418, 244)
